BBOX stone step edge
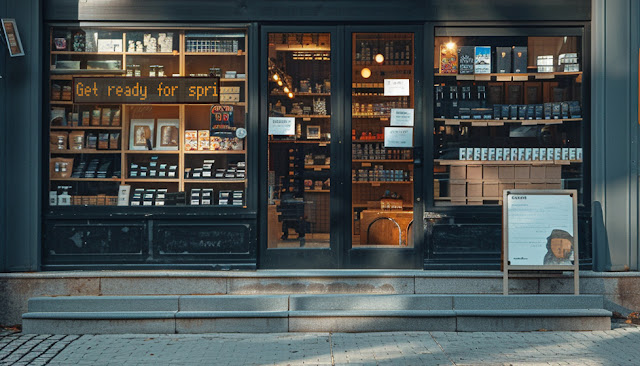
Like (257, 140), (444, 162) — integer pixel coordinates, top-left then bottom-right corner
(23, 309), (612, 320)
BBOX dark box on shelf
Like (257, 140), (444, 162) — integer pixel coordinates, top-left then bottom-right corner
(535, 105), (544, 119)
(561, 102), (570, 119)
(501, 105), (510, 120)
(459, 107), (472, 120)
(569, 101), (582, 118)
(518, 105), (527, 120)
(458, 46), (475, 74)
(544, 103), (552, 119)
(493, 105), (502, 119)
(526, 105), (535, 120)
(552, 103), (562, 119)
(509, 105), (518, 120)
(512, 46), (528, 73)
(496, 47), (512, 73)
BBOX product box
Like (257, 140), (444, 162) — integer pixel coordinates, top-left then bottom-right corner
(493, 105), (502, 120)
(511, 148), (518, 161)
(503, 147), (511, 161)
(488, 148), (496, 161)
(459, 148), (466, 160)
(552, 103), (562, 119)
(459, 107), (472, 119)
(512, 46), (528, 73)
(510, 105), (518, 120)
(532, 148), (539, 161)
(474, 46), (491, 74)
(483, 182), (499, 197)
(546, 166), (562, 179)
(514, 166), (530, 179)
(518, 105), (527, 120)
(547, 148), (555, 160)
(498, 166), (515, 179)
(467, 182), (483, 197)
(184, 130), (198, 151)
(501, 105), (510, 120)
(526, 105), (535, 120)
(483, 166), (499, 180)
(569, 101), (582, 118)
(569, 148), (577, 161)
(554, 148), (562, 160)
(457, 46), (475, 74)
(543, 103), (552, 119)
(576, 148), (583, 161)
(473, 148), (481, 161)
(535, 105), (544, 120)
(561, 102), (570, 119)
(449, 183), (466, 197)
(496, 148), (503, 161)
(439, 44), (458, 74)
(220, 94), (240, 103)
(466, 148), (474, 160)
(517, 148), (525, 161)
(539, 148), (547, 161)
(450, 165), (466, 180)
(467, 165), (483, 180)
(197, 130), (210, 150)
(524, 148), (532, 161)
(562, 147), (569, 160)
(496, 47), (511, 73)
(481, 148), (488, 161)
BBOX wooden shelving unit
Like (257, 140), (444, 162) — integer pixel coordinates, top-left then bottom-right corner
(48, 27), (249, 204)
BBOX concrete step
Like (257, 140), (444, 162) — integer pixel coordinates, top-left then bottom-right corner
(22, 294), (611, 334)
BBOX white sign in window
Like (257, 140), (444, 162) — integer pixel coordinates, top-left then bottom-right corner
(384, 79), (410, 96)
(390, 108), (414, 126)
(268, 117), (295, 136)
(384, 127), (413, 148)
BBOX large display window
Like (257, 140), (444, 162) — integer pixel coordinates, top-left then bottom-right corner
(47, 26), (248, 209)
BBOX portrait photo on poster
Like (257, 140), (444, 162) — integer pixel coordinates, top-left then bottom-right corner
(1, 19), (24, 57)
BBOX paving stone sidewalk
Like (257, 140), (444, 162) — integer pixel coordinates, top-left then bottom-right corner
(1, 323), (639, 366)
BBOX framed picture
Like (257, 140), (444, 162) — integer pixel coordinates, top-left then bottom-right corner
(129, 119), (154, 150)
(306, 125), (321, 140)
(1, 19), (24, 57)
(155, 119), (179, 150)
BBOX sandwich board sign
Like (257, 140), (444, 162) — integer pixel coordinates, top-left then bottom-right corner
(502, 189), (579, 295)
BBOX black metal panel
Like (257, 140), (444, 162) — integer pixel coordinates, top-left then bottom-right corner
(44, 0), (590, 22)
(154, 221), (254, 256)
(43, 220), (147, 264)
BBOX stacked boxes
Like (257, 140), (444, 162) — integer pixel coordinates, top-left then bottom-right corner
(448, 163), (563, 205)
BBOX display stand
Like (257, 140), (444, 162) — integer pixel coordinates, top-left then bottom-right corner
(502, 189), (579, 295)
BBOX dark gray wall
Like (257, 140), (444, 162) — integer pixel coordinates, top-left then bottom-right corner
(591, 0), (640, 271)
(43, 0), (590, 22)
(0, 0), (41, 272)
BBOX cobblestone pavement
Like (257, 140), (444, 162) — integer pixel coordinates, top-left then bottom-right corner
(1, 324), (639, 365)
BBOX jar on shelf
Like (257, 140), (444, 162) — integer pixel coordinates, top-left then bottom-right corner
(149, 65), (157, 77)
(133, 65), (141, 77)
(126, 64), (134, 77)
(157, 65), (165, 77)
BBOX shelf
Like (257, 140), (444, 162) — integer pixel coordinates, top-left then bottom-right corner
(184, 179), (246, 184)
(435, 118), (582, 126)
(271, 92), (331, 97)
(434, 71), (582, 81)
(184, 52), (245, 56)
(124, 150), (179, 154)
(352, 115), (391, 119)
(220, 78), (246, 82)
(51, 177), (121, 182)
(269, 140), (331, 145)
(435, 196), (503, 201)
(185, 102), (245, 107)
(353, 64), (413, 69)
(50, 126), (122, 130)
(273, 45), (330, 52)
(434, 159), (581, 166)
(51, 149), (122, 154)
(51, 51), (123, 55)
(184, 150), (246, 155)
(352, 181), (413, 184)
(125, 178), (180, 182)
(352, 203), (413, 208)
(352, 139), (384, 143)
(125, 52), (178, 56)
(50, 100), (73, 105)
(305, 189), (330, 193)
(50, 69), (126, 75)
(353, 159), (412, 163)
(284, 115), (330, 119)
(304, 165), (330, 170)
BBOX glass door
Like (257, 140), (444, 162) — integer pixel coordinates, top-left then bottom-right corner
(261, 28), (340, 268)
(347, 29), (423, 268)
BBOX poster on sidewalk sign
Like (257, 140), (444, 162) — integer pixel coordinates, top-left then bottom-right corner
(504, 190), (578, 267)
(390, 108), (414, 126)
(268, 117), (295, 136)
(384, 127), (413, 148)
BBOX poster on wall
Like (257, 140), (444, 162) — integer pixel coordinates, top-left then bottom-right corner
(505, 191), (577, 267)
(1, 19), (24, 57)
(383, 79), (410, 96)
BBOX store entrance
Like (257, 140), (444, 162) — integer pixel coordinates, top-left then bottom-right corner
(260, 26), (423, 269)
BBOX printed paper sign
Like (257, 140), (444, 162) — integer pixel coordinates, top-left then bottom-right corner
(390, 108), (414, 126)
(384, 79), (410, 96)
(268, 117), (295, 136)
(384, 127), (413, 148)
(507, 194), (574, 266)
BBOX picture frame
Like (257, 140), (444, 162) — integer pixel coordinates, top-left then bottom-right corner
(1, 19), (24, 57)
(306, 125), (321, 140)
(129, 119), (154, 150)
(155, 119), (179, 150)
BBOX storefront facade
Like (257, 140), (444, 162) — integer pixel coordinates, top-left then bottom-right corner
(0, 0), (638, 274)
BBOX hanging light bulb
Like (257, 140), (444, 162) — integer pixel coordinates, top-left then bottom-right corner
(374, 53), (384, 64)
(277, 80), (283, 86)
(283, 86), (290, 93)
(288, 92), (294, 99)
(361, 67), (372, 79)
(272, 74), (279, 81)
(446, 42), (456, 50)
